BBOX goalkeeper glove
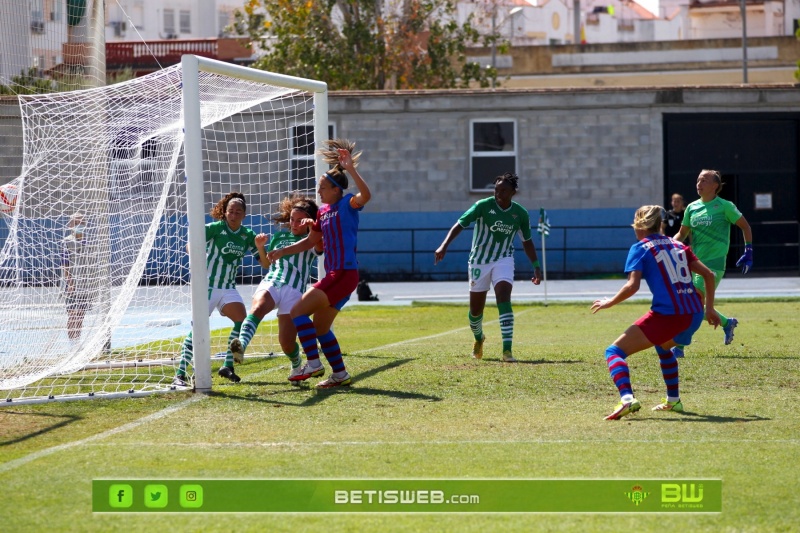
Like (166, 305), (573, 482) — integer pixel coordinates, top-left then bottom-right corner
(736, 244), (753, 274)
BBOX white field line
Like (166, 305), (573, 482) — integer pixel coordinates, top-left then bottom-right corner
(0, 395), (203, 474)
(0, 307), (561, 471)
(89, 438), (800, 447)
(353, 308), (534, 354)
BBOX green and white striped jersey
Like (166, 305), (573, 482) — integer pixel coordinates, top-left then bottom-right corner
(458, 198), (533, 264)
(264, 231), (319, 292)
(204, 220), (258, 289)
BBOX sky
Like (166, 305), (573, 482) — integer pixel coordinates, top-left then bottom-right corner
(639, 0), (660, 17)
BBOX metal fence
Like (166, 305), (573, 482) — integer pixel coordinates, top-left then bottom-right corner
(355, 221), (800, 281)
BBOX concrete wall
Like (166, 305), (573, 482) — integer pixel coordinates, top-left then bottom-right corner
(479, 35), (800, 77)
(326, 84), (800, 214)
(3, 84), (800, 278)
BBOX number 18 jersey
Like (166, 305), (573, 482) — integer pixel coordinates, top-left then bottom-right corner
(624, 234), (703, 315)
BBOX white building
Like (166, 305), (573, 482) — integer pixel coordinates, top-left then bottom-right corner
(463, 0), (800, 46)
(104, 0), (243, 42)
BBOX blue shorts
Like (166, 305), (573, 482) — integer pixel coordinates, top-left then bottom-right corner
(673, 311), (705, 346)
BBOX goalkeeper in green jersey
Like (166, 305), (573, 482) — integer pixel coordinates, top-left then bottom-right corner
(673, 169), (753, 356)
(229, 194), (323, 381)
(173, 192), (269, 387)
(434, 172), (543, 362)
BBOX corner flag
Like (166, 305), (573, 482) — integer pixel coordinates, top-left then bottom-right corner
(537, 207), (550, 237)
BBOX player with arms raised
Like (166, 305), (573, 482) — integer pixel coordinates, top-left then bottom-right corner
(267, 139), (371, 388)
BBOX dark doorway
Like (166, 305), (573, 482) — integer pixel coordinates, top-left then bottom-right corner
(664, 113), (800, 274)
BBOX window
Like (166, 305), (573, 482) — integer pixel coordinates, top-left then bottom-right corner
(290, 124), (335, 192)
(179, 10), (191, 34)
(31, 1), (45, 33)
(470, 119), (517, 191)
(50, 0), (62, 22)
(163, 9), (175, 36)
(218, 10), (232, 37)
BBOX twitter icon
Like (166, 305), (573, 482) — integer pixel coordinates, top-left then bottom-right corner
(144, 484), (168, 509)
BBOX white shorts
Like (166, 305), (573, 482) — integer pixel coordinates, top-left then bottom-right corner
(208, 288), (245, 316)
(253, 281), (303, 315)
(468, 256), (515, 293)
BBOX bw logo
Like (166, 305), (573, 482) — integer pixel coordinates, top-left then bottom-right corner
(625, 485), (650, 506)
(662, 483), (703, 503)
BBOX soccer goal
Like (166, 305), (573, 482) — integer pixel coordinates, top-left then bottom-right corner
(0, 56), (328, 404)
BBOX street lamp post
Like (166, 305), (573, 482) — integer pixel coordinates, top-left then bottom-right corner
(490, 6), (523, 88)
(740, 0), (749, 83)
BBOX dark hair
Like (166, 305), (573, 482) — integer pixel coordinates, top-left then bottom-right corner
(324, 169), (348, 190)
(274, 194), (319, 225)
(210, 192), (246, 220)
(494, 172), (519, 191)
(700, 169), (724, 195)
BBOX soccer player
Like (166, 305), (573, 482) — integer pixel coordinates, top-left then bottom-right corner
(62, 213), (99, 342)
(434, 172), (543, 362)
(229, 195), (323, 380)
(173, 192), (268, 387)
(591, 205), (721, 420)
(672, 169), (753, 356)
(267, 139), (371, 388)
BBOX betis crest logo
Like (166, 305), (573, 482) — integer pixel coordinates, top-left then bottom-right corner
(625, 485), (650, 506)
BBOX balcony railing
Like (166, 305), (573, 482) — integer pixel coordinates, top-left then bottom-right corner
(106, 38), (252, 74)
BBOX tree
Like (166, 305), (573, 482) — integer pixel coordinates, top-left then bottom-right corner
(230, 0), (496, 90)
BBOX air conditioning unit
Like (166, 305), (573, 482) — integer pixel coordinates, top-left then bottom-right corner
(111, 21), (127, 37)
(31, 20), (45, 34)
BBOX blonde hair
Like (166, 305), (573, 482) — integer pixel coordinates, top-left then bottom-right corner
(632, 205), (664, 234)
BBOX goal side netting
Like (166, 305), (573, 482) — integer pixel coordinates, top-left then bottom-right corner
(0, 57), (328, 404)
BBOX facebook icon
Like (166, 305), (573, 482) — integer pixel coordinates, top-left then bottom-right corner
(109, 484), (133, 508)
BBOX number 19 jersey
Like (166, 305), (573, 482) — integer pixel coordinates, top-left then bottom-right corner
(458, 198), (532, 264)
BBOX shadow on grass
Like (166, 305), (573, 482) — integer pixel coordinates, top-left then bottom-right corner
(633, 412), (770, 423)
(210, 358), (441, 407)
(0, 411), (81, 446)
(481, 359), (583, 366)
(712, 355), (799, 360)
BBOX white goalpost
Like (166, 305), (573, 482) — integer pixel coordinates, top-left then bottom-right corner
(0, 56), (328, 404)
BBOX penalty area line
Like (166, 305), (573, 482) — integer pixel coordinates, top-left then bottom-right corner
(353, 308), (536, 355)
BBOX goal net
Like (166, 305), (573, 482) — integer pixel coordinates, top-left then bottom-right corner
(0, 56), (328, 404)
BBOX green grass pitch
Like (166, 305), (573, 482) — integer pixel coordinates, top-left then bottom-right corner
(1, 299), (799, 531)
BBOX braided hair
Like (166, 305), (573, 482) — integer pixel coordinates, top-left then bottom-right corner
(494, 172), (519, 191)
